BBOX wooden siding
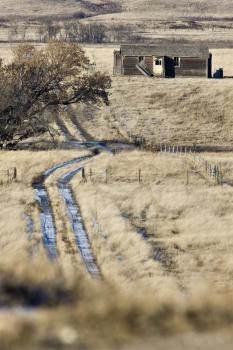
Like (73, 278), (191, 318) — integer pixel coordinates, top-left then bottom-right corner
(144, 56), (153, 72)
(123, 56), (141, 75)
(122, 56), (153, 75)
(175, 57), (207, 77)
(113, 51), (122, 76)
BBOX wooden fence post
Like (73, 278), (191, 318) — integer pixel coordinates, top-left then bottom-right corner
(106, 168), (108, 184)
(89, 168), (92, 181)
(81, 167), (86, 182)
(209, 165), (212, 179)
(139, 169), (141, 183)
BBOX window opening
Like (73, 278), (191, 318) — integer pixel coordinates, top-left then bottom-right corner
(174, 57), (180, 66)
(155, 59), (162, 66)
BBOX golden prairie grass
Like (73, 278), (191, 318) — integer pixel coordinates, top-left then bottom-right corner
(1, 149), (233, 349)
(70, 74), (233, 145)
(71, 150), (233, 294)
(97, 77), (233, 145)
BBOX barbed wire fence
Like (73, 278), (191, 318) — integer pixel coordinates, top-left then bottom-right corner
(159, 144), (223, 185)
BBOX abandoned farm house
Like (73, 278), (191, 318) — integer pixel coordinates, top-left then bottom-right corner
(113, 44), (212, 78)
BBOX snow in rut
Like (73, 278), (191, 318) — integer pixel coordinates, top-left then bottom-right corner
(58, 166), (101, 279)
(33, 156), (90, 260)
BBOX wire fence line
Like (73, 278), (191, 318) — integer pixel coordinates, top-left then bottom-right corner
(80, 167), (146, 184)
(160, 144), (223, 185)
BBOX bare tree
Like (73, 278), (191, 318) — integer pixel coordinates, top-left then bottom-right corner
(38, 24), (47, 42)
(21, 23), (29, 42)
(64, 22), (107, 43)
(8, 22), (18, 42)
(0, 42), (111, 146)
(44, 20), (61, 41)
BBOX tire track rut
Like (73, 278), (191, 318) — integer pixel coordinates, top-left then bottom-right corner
(58, 166), (101, 278)
(33, 156), (90, 260)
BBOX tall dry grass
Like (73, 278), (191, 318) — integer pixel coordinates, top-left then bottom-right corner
(1, 149), (233, 348)
(71, 150), (233, 294)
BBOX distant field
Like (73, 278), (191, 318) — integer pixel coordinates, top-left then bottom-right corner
(1, 0), (233, 45)
(1, 0), (233, 19)
(0, 0), (119, 18)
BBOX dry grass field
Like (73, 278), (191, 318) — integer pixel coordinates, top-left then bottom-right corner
(72, 150), (233, 294)
(0, 147), (232, 349)
(1, 1), (233, 348)
(64, 46), (233, 147)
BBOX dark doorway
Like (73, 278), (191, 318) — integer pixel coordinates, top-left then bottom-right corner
(208, 54), (212, 78)
(164, 56), (175, 77)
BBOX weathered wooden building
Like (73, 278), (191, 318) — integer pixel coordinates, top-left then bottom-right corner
(113, 44), (212, 78)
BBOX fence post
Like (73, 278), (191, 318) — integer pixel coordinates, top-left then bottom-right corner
(82, 168), (85, 180)
(186, 169), (189, 186)
(106, 169), (108, 184)
(214, 166), (217, 184)
(139, 169), (141, 183)
(216, 166), (220, 185)
(209, 165), (212, 180)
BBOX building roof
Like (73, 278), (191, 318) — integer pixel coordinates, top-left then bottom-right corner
(120, 44), (209, 58)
